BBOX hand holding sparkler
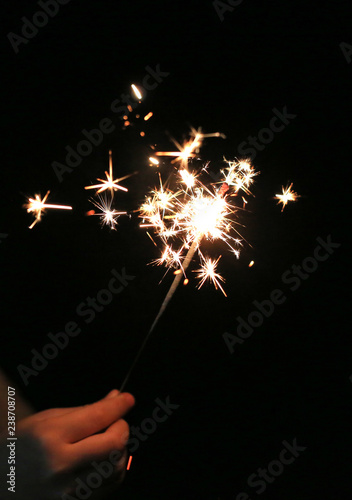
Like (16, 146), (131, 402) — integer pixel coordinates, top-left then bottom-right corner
(16, 390), (135, 495)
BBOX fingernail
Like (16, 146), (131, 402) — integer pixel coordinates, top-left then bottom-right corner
(120, 392), (135, 406)
(106, 389), (119, 399)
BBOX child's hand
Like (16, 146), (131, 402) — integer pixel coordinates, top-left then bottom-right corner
(17, 389), (135, 494)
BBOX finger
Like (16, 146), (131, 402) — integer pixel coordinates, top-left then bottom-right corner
(62, 393), (135, 442)
(69, 418), (130, 467)
(20, 390), (120, 425)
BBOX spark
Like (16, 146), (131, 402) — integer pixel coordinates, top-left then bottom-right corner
(89, 195), (126, 230)
(275, 183), (299, 211)
(131, 84), (142, 100)
(222, 159), (259, 195)
(84, 151), (131, 196)
(144, 112), (153, 121)
(25, 190), (72, 229)
(156, 128), (226, 168)
(126, 456), (133, 471)
(149, 157), (160, 166)
(195, 256), (227, 297)
(249, 260), (255, 267)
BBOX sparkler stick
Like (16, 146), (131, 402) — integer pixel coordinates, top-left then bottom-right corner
(119, 238), (200, 392)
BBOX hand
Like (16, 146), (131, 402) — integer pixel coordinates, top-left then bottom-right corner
(17, 389), (135, 496)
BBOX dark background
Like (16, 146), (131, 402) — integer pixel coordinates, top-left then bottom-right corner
(0, 1), (351, 499)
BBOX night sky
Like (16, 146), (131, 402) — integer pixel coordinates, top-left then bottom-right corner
(1, 1), (351, 499)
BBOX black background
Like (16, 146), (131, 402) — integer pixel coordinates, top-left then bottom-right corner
(0, 1), (351, 499)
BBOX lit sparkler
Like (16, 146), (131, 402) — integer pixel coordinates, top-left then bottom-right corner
(275, 182), (299, 211)
(25, 190), (72, 229)
(119, 136), (257, 391)
(84, 150), (132, 196)
(139, 131), (258, 298)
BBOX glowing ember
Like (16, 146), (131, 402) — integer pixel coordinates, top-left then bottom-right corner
(131, 84), (142, 100)
(126, 455), (133, 471)
(149, 157), (160, 166)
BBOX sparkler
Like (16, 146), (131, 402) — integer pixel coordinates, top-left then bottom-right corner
(25, 190), (72, 229)
(119, 130), (258, 391)
(275, 182), (299, 211)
